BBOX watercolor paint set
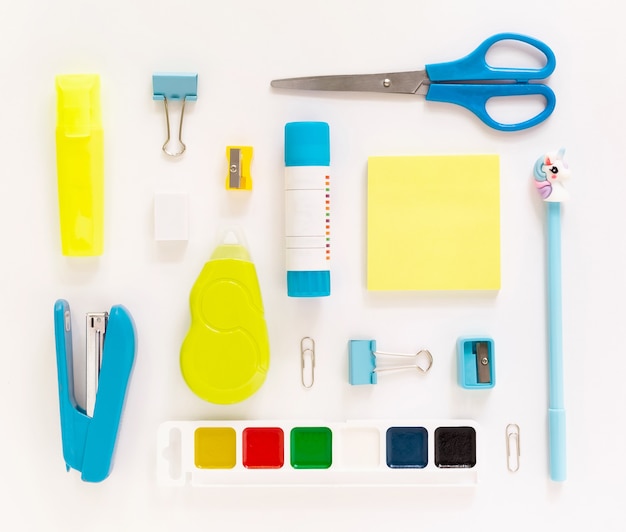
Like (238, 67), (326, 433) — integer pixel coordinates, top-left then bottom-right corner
(157, 419), (479, 487)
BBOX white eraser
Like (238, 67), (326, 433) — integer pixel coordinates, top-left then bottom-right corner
(154, 192), (189, 241)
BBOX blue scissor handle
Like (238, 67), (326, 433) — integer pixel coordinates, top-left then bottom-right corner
(426, 33), (556, 82)
(426, 83), (556, 131)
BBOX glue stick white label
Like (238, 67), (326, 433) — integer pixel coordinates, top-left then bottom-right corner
(285, 166), (330, 271)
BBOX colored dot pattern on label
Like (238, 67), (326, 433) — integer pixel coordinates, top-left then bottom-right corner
(325, 176), (330, 260)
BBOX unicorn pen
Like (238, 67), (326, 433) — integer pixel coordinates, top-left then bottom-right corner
(533, 148), (570, 482)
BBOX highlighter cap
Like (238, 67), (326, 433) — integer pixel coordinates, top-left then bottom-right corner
(285, 122), (330, 167)
(56, 74), (102, 137)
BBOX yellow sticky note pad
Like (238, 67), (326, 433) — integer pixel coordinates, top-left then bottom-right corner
(367, 155), (500, 291)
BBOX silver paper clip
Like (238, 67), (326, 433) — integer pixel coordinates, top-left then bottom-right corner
(301, 337), (315, 388)
(506, 423), (521, 472)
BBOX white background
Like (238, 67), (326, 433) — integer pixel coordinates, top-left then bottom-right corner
(1, 0), (623, 530)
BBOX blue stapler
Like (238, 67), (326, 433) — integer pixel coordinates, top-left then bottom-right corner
(54, 299), (136, 482)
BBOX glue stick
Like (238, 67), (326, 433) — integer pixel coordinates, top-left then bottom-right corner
(284, 121), (331, 297)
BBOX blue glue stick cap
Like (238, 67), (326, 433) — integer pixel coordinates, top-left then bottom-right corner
(285, 122), (330, 167)
(287, 270), (330, 297)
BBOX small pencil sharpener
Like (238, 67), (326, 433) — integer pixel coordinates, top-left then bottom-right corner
(457, 337), (495, 389)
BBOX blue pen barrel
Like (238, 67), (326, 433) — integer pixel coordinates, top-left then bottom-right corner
(547, 202), (566, 481)
(549, 409), (566, 481)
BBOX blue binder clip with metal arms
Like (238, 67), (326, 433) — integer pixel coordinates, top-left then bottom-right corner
(152, 72), (198, 157)
(349, 339), (433, 385)
(54, 299), (136, 483)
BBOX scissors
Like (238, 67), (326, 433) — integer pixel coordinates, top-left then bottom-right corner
(271, 33), (556, 132)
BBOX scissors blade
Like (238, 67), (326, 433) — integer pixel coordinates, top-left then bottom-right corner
(271, 70), (430, 95)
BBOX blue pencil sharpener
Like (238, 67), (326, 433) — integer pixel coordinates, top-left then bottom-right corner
(457, 337), (495, 389)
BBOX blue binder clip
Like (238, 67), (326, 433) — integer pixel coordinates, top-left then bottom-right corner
(54, 299), (136, 482)
(348, 339), (433, 385)
(152, 72), (198, 157)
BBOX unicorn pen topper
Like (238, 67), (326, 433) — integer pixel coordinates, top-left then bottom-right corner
(533, 148), (569, 482)
(534, 148), (570, 202)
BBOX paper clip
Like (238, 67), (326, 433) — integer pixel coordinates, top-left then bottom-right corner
(226, 146), (254, 190)
(152, 72), (198, 157)
(506, 423), (521, 472)
(301, 337), (315, 388)
(54, 299), (136, 482)
(349, 339), (433, 385)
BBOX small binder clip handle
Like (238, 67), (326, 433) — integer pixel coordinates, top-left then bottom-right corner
(152, 73), (198, 157)
(54, 299), (136, 482)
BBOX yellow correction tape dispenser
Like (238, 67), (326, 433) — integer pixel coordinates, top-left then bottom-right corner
(180, 230), (270, 404)
(55, 74), (104, 256)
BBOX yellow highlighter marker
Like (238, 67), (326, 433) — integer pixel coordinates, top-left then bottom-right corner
(180, 229), (270, 404)
(55, 74), (104, 256)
